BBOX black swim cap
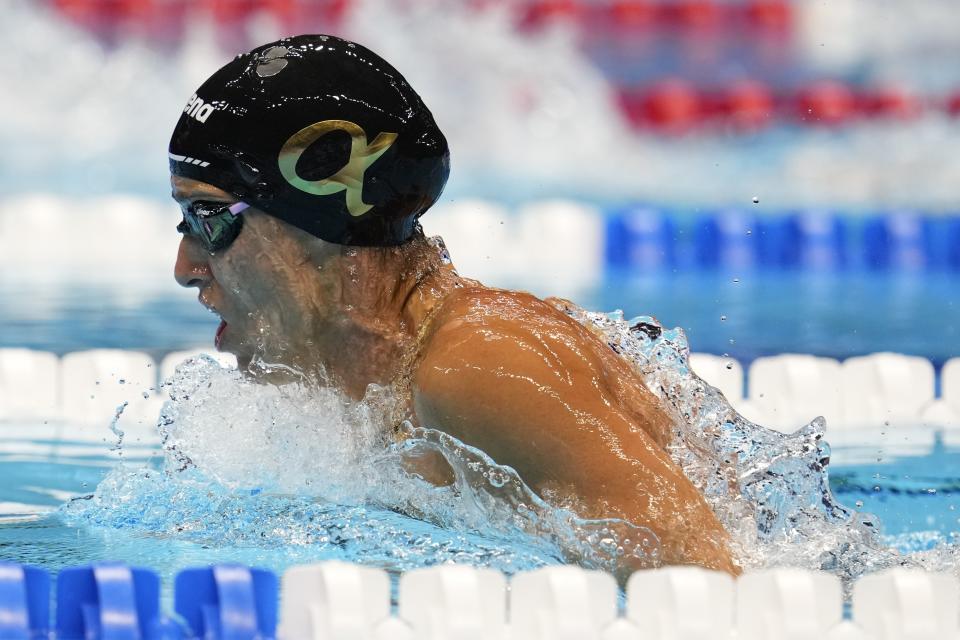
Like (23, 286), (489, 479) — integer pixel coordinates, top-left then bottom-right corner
(169, 35), (450, 246)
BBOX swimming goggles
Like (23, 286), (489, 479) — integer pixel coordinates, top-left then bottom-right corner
(177, 201), (249, 253)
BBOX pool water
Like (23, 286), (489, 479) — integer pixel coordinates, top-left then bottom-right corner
(0, 436), (565, 591)
(2, 307), (957, 607)
(828, 437), (960, 543)
(1, 431), (957, 586)
(3, 270), (959, 365)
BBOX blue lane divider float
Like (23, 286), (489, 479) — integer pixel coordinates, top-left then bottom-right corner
(605, 205), (677, 271)
(0, 562), (49, 639)
(693, 209), (760, 270)
(56, 563), (170, 640)
(175, 565), (277, 640)
(759, 212), (847, 270)
(860, 213), (960, 271)
(603, 208), (960, 272)
(0, 561), (281, 640)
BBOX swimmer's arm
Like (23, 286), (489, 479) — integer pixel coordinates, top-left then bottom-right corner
(412, 322), (738, 575)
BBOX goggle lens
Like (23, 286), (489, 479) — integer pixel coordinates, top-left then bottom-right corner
(177, 201), (248, 253)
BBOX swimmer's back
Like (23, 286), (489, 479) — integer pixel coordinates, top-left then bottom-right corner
(415, 285), (673, 447)
(412, 284), (738, 574)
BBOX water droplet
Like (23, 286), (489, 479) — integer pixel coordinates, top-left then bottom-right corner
(142, 391), (150, 399)
(855, 500), (864, 508)
(720, 315), (727, 322)
(118, 379), (126, 385)
(725, 362), (734, 370)
(732, 278), (740, 283)
(487, 469), (509, 488)
(752, 196), (759, 204)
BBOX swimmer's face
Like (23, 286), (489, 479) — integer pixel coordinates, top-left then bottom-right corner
(171, 176), (339, 372)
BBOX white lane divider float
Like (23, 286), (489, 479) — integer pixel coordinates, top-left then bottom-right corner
(626, 566), (735, 640)
(853, 569), (960, 640)
(399, 565), (507, 640)
(509, 565), (618, 640)
(280, 561), (391, 640)
(737, 568), (843, 640)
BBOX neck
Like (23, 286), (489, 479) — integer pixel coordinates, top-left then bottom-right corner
(307, 236), (461, 400)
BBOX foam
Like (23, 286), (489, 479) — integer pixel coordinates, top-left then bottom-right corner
(58, 318), (960, 584)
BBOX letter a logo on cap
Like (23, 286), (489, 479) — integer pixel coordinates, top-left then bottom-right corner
(278, 120), (398, 217)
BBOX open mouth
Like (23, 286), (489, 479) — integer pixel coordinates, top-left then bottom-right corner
(215, 319), (227, 349)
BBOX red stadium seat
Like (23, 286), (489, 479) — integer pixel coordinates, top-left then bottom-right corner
(857, 87), (923, 120)
(301, 0), (350, 25)
(796, 81), (857, 125)
(518, 0), (582, 29)
(665, 0), (721, 30)
(203, 0), (260, 23)
(260, 0), (297, 21)
(609, 0), (657, 27)
(722, 80), (775, 130)
(52, 0), (184, 40)
(948, 92), (960, 118)
(744, 0), (792, 31)
(55, 0), (101, 20)
(197, 0), (348, 33)
(628, 80), (702, 132)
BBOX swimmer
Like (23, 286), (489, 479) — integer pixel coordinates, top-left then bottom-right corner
(169, 35), (738, 575)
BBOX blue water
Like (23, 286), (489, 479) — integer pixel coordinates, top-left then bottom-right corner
(0, 436), (956, 584)
(0, 313), (956, 589)
(829, 438), (960, 544)
(0, 443), (560, 585)
(3, 271), (958, 364)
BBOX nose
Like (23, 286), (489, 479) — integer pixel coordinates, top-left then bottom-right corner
(174, 236), (213, 288)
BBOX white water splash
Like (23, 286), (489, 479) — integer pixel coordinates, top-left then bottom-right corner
(561, 305), (960, 580)
(63, 303), (960, 583)
(65, 354), (661, 576)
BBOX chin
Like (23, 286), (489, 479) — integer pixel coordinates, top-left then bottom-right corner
(214, 330), (251, 369)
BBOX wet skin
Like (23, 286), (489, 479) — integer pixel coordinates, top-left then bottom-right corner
(172, 175), (739, 575)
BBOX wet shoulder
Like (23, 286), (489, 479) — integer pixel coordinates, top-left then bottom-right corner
(412, 285), (673, 447)
(414, 286), (610, 396)
(410, 286), (606, 442)
(427, 286), (579, 335)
